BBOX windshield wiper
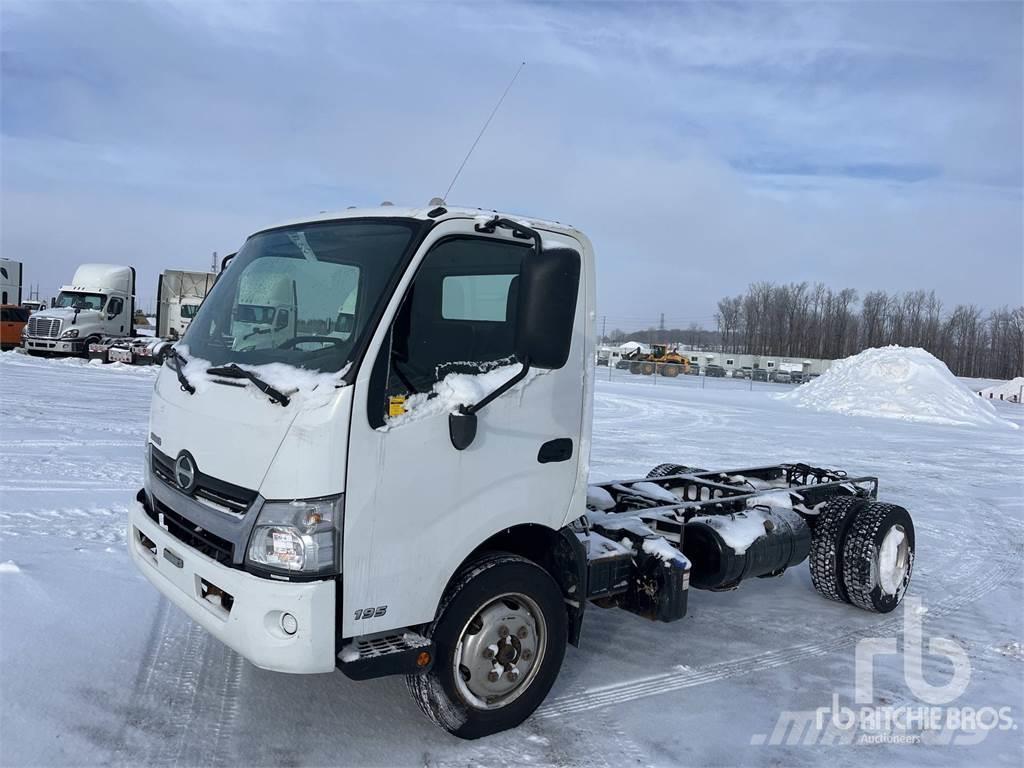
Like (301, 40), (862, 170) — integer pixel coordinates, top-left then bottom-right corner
(206, 364), (290, 407)
(165, 346), (195, 395)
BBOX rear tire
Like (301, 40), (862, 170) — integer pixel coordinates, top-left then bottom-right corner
(810, 498), (915, 612)
(660, 364), (679, 377)
(809, 496), (867, 603)
(406, 553), (567, 739)
(640, 362), (656, 375)
(841, 503), (915, 613)
(629, 361), (642, 375)
(646, 463), (706, 478)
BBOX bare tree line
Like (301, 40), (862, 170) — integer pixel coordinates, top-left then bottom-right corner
(714, 282), (1023, 379)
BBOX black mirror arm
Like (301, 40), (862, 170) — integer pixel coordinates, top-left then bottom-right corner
(474, 216), (543, 255)
(463, 359), (530, 416)
(449, 360), (530, 450)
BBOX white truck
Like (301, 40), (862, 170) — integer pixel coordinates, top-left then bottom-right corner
(129, 205), (916, 739)
(23, 264), (135, 356)
(229, 271), (296, 351)
(156, 269), (217, 340)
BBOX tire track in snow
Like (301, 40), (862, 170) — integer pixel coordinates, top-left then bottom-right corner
(112, 603), (243, 767)
(537, 555), (1019, 719)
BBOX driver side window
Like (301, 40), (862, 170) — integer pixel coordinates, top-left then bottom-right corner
(107, 297), (124, 317)
(370, 236), (528, 425)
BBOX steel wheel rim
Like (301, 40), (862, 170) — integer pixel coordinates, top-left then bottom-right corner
(453, 592), (547, 710)
(877, 524), (910, 596)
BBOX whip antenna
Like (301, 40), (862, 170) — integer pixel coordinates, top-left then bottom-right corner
(443, 61), (526, 202)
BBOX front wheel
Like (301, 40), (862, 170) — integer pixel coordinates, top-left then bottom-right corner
(406, 553), (567, 739)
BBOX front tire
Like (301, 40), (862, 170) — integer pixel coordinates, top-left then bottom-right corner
(406, 553), (567, 739)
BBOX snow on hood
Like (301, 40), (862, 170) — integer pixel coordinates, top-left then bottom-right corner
(779, 346), (1016, 429)
(175, 346), (349, 409)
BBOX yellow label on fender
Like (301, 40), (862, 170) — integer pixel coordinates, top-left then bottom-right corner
(388, 396), (406, 417)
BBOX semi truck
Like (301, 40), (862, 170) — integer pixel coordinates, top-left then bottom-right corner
(128, 204), (916, 739)
(22, 264), (135, 356)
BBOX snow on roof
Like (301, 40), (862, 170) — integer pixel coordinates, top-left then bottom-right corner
(779, 345), (1017, 429)
(975, 377), (1024, 403)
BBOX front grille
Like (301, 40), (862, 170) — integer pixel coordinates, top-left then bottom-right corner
(147, 498), (235, 566)
(27, 316), (61, 339)
(151, 447), (257, 514)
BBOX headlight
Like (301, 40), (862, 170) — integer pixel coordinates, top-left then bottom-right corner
(61, 329), (80, 339)
(246, 496), (342, 576)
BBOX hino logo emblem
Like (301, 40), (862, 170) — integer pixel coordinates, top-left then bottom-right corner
(174, 452), (197, 494)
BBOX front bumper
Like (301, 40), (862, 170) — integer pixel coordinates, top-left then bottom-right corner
(128, 497), (337, 673)
(23, 336), (83, 354)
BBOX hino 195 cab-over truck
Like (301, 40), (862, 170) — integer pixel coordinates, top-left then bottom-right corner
(129, 204), (916, 739)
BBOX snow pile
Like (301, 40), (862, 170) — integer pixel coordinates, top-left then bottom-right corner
(780, 346), (1016, 429)
(385, 364), (545, 428)
(975, 377), (1024, 404)
(0, 560), (21, 574)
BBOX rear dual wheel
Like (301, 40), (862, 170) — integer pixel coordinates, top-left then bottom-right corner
(809, 498), (914, 612)
(407, 553), (567, 739)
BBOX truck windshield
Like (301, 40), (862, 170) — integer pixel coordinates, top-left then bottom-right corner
(55, 292), (105, 310)
(182, 219), (420, 373)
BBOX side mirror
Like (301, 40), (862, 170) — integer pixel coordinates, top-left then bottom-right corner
(447, 242), (581, 451)
(515, 247), (581, 369)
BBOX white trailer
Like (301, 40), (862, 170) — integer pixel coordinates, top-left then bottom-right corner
(0, 259), (22, 306)
(129, 204), (917, 739)
(156, 269), (216, 339)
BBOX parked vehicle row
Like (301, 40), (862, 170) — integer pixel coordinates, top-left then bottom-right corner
(13, 262), (218, 364)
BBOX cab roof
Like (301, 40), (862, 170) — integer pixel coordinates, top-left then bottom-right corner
(254, 204), (583, 241)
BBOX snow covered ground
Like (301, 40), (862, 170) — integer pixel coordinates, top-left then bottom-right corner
(1, 352), (1022, 767)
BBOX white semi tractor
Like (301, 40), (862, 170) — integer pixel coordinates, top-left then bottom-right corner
(23, 264), (135, 356)
(129, 205), (916, 739)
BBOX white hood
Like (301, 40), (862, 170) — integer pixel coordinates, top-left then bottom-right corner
(31, 307), (104, 331)
(148, 365), (352, 499)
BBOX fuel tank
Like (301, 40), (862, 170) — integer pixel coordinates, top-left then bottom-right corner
(683, 506), (810, 590)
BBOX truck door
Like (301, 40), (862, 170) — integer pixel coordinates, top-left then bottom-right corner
(343, 218), (590, 638)
(105, 296), (126, 334)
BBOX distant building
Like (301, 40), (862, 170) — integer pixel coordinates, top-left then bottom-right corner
(677, 348), (834, 376)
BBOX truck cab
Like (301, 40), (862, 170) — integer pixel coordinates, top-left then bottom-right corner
(23, 264), (135, 355)
(129, 205), (915, 739)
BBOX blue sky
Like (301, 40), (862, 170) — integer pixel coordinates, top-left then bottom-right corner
(2, 1), (1021, 327)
